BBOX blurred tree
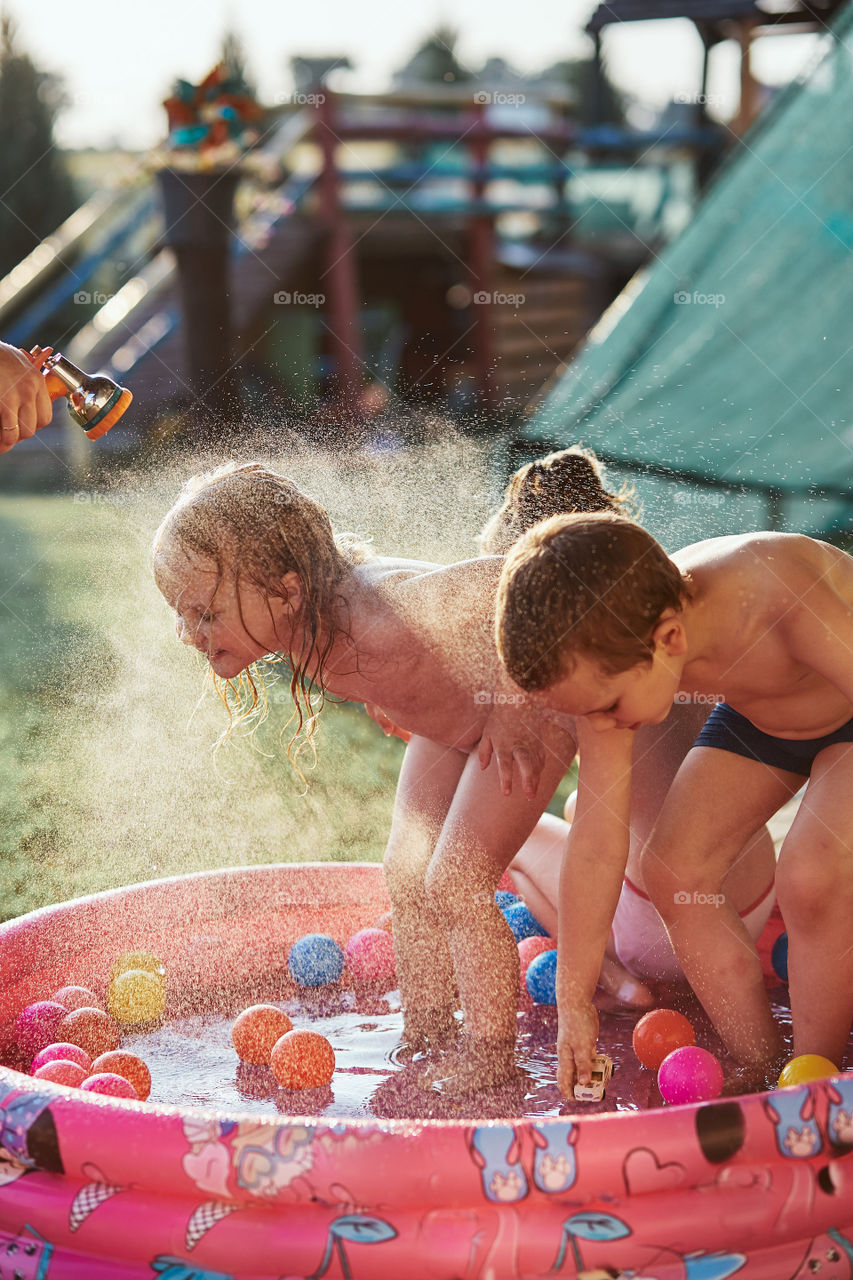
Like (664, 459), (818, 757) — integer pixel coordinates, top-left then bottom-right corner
(540, 57), (627, 125)
(393, 26), (473, 86)
(221, 27), (256, 98)
(0, 14), (77, 279)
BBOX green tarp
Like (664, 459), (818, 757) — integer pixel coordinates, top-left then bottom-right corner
(517, 2), (853, 546)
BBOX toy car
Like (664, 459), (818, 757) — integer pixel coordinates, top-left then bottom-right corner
(573, 1053), (613, 1102)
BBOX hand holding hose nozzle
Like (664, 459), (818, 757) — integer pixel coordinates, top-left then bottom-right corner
(23, 346), (133, 441)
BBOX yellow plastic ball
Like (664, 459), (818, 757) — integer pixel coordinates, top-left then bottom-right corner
(108, 968), (167, 1024)
(110, 951), (166, 987)
(778, 1054), (839, 1088)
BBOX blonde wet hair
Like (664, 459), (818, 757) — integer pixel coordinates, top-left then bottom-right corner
(478, 445), (635, 556)
(153, 461), (369, 773)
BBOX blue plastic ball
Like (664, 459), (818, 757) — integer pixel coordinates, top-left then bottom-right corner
(495, 890), (520, 910)
(503, 901), (548, 943)
(771, 931), (788, 982)
(526, 950), (558, 1004)
(288, 934), (345, 987)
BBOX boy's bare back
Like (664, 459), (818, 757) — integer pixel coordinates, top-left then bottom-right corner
(674, 532), (853, 736)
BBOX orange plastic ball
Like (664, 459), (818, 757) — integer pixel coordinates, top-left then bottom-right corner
(51, 986), (104, 1012)
(270, 1029), (335, 1089)
(92, 1050), (152, 1101)
(33, 1059), (89, 1087)
(633, 1008), (695, 1070)
(58, 1007), (121, 1058)
(232, 1005), (294, 1065)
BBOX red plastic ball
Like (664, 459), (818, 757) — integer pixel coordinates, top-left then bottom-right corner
(33, 1059), (89, 1088)
(31, 1042), (92, 1074)
(633, 1008), (695, 1069)
(344, 928), (396, 985)
(270, 1029), (335, 1089)
(232, 1005), (293, 1066)
(518, 935), (557, 990)
(58, 1007), (121, 1058)
(51, 985), (103, 1012)
(92, 1051), (152, 1101)
(81, 1072), (139, 1100)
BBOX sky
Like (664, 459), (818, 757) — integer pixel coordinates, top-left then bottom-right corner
(7, 0), (822, 149)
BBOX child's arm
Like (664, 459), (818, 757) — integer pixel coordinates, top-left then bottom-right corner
(556, 721), (635, 1094)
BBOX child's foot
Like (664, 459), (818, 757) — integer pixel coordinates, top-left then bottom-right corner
(392, 1010), (459, 1064)
(596, 945), (656, 1011)
(422, 1035), (522, 1097)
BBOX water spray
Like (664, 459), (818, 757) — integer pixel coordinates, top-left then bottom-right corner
(23, 345), (133, 441)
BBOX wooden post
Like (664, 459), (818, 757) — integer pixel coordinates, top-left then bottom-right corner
(467, 100), (497, 412)
(316, 91), (363, 413)
(732, 17), (760, 135)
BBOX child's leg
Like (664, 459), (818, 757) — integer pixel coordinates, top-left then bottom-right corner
(425, 745), (570, 1090)
(382, 735), (467, 1050)
(642, 747), (801, 1070)
(776, 742), (853, 1067)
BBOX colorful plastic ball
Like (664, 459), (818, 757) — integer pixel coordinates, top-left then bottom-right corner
(31, 1043), (92, 1074)
(107, 969), (167, 1024)
(658, 1046), (724, 1104)
(81, 1072), (139, 1100)
(771, 932), (789, 982)
(633, 1008), (695, 1070)
(14, 1001), (70, 1058)
(33, 1059), (89, 1087)
(231, 1005), (293, 1066)
(526, 950), (558, 1005)
(778, 1054), (839, 1088)
(495, 890), (520, 910)
(344, 928), (396, 985)
(287, 934), (344, 987)
(270, 1029), (335, 1089)
(58, 1007), (121, 1058)
(92, 1051), (152, 1101)
(110, 952), (166, 986)
(51, 985), (103, 1012)
(503, 901), (548, 943)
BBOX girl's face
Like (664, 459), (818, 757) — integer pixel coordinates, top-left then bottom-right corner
(154, 541), (298, 680)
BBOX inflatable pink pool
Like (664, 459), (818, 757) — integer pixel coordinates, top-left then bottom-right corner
(0, 862), (851, 1280)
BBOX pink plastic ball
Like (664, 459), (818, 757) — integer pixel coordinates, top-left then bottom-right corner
(14, 1001), (70, 1058)
(33, 1059), (89, 1088)
(51, 985), (103, 1012)
(31, 1043), (93, 1074)
(344, 928), (396, 985)
(518, 935), (557, 983)
(81, 1072), (139, 1100)
(658, 1046), (724, 1104)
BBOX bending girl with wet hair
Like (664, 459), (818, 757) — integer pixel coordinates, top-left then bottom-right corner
(152, 450), (773, 1094)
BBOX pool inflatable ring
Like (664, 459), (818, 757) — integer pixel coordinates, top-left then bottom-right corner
(0, 862), (850, 1279)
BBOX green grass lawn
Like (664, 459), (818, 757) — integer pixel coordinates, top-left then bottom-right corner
(0, 444), (574, 919)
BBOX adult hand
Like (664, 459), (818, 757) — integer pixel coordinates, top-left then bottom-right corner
(477, 711), (545, 799)
(0, 343), (53, 454)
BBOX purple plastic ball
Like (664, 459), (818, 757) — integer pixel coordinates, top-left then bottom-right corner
(658, 1045), (724, 1104)
(14, 1001), (69, 1059)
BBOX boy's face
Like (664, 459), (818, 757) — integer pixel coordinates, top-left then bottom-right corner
(538, 646), (681, 732)
(153, 541), (297, 680)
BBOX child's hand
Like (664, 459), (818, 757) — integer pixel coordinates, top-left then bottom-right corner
(478, 714), (545, 799)
(364, 702), (411, 743)
(557, 1000), (599, 1097)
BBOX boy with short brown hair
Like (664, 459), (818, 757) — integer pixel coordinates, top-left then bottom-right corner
(497, 511), (853, 1093)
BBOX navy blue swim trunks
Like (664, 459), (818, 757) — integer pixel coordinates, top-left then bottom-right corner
(694, 701), (853, 776)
